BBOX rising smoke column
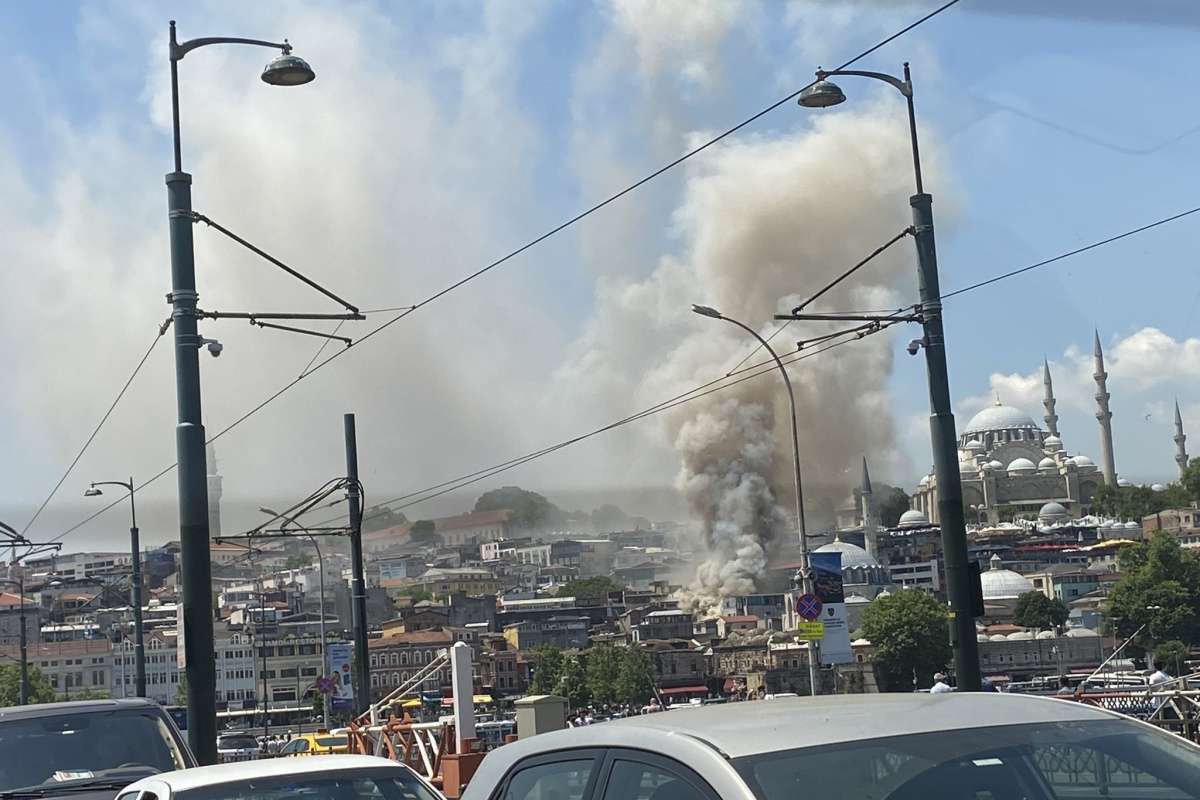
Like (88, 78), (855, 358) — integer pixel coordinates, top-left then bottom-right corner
(559, 105), (956, 612)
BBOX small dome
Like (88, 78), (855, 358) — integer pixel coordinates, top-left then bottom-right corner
(851, 638), (871, 647)
(980, 553), (1035, 599)
(1036, 630), (1056, 640)
(1007, 457), (1037, 475)
(1151, 483), (1167, 492)
(815, 536), (879, 569)
(963, 402), (1040, 435)
(977, 634), (990, 643)
(960, 460), (977, 475)
(898, 509), (931, 529)
(965, 440), (986, 453)
(1124, 521), (1139, 530)
(1117, 478), (1133, 488)
(875, 589), (892, 598)
(986, 460), (1004, 470)
(1073, 455), (1097, 471)
(989, 634), (1009, 642)
(918, 475), (931, 487)
(1008, 631), (1035, 641)
(1038, 457), (1057, 472)
(1043, 435), (1063, 451)
(845, 594), (871, 605)
(1065, 628), (1099, 638)
(1038, 502), (1070, 523)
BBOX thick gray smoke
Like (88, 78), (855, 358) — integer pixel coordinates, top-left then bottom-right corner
(563, 104), (955, 613)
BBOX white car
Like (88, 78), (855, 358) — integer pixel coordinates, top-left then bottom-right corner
(116, 755), (441, 800)
(462, 693), (1200, 800)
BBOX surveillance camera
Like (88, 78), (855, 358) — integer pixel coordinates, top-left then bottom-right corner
(906, 339), (923, 356)
(199, 338), (223, 357)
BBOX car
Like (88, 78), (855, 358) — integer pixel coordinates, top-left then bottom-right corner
(461, 693), (1200, 800)
(214, 732), (260, 763)
(276, 732), (350, 757)
(117, 755), (441, 800)
(0, 698), (195, 800)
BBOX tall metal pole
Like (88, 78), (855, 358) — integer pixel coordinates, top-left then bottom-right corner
(127, 479), (146, 698)
(308, 534), (331, 729)
(18, 575), (28, 705)
(903, 63), (980, 691)
(168, 20), (217, 762)
(344, 414), (370, 715)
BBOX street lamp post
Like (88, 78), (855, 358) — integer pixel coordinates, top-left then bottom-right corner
(691, 304), (821, 696)
(0, 575), (28, 704)
(260, 507), (330, 729)
(798, 63), (981, 690)
(84, 479), (144, 698)
(165, 20), (314, 763)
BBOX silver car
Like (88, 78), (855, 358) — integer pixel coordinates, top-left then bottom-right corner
(462, 694), (1200, 800)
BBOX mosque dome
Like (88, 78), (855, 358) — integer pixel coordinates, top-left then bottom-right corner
(1073, 455), (1097, 471)
(1035, 630), (1056, 640)
(1151, 483), (1167, 492)
(1038, 457), (1058, 472)
(815, 536), (878, 569)
(1065, 628), (1099, 638)
(1124, 521), (1140, 531)
(977, 634), (990, 643)
(1007, 458), (1037, 475)
(898, 509), (931, 529)
(1043, 435), (1063, 452)
(918, 475), (931, 487)
(960, 460), (977, 476)
(989, 634), (1009, 642)
(1117, 478), (1133, 488)
(964, 439), (986, 453)
(980, 554), (1035, 600)
(1008, 631), (1035, 641)
(1038, 502), (1070, 523)
(963, 402), (1040, 435)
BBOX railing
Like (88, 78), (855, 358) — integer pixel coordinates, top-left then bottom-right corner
(346, 716), (454, 784)
(1068, 688), (1200, 743)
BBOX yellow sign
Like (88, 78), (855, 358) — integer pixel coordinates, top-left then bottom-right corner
(796, 621), (825, 640)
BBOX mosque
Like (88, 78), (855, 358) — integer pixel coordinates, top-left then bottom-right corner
(910, 332), (1190, 527)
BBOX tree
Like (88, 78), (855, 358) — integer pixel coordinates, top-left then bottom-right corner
(556, 653), (591, 709)
(1154, 640), (1189, 676)
(0, 663), (57, 706)
(529, 646), (565, 695)
(875, 486), (911, 528)
(1108, 532), (1200, 649)
(585, 646), (623, 707)
(1014, 591), (1069, 630)
(362, 506), (408, 534)
(174, 673), (188, 706)
(408, 520), (440, 546)
(474, 486), (565, 531)
(616, 647), (656, 707)
(860, 590), (952, 691)
(1091, 483), (1190, 522)
(555, 576), (624, 601)
(1183, 457), (1200, 505)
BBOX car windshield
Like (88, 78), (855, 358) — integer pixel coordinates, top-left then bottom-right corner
(181, 768), (440, 800)
(0, 709), (188, 792)
(217, 735), (259, 751)
(734, 720), (1200, 800)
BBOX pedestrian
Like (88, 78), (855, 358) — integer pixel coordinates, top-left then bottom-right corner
(929, 672), (953, 694)
(1056, 676), (1075, 696)
(1150, 660), (1173, 688)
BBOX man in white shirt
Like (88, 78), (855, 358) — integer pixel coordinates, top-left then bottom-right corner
(1150, 661), (1173, 687)
(930, 672), (953, 693)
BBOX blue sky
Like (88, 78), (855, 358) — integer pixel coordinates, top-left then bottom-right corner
(2, 1), (1198, 550)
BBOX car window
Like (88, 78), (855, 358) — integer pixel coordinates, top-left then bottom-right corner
(182, 768), (440, 800)
(316, 736), (348, 748)
(601, 760), (708, 800)
(504, 759), (594, 800)
(280, 739), (309, 754)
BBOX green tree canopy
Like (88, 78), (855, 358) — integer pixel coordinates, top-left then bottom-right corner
(1013, 591), (1069, 630)
(615, 647), (656, 707)
(474, 486), (565, 531)
(174, 672), (188, 706)
(1108, 532), (1200, 649)
(590, 504), (629, 531)
(528, 646), (565, 695)
(555, 576), (624, 601)
(860, 590), (952, 691)
(408, 520), (441, 545)
(1092, 483), (1190, 521)
(0, 663), (57, 706)
(585, 646), (623, 707)
(1183, 458), (1200, 505)
(284, 553), (313, 571)
(875, 486), (911, 528)
(1153, 640), (1189, 676)
(557, 653), (591, 709)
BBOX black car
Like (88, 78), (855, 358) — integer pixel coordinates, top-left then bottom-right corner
(0, 699), (196, 800)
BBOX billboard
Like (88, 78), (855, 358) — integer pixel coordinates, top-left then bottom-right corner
(327, 642), (355, 710)
(808, 551), (852, 664)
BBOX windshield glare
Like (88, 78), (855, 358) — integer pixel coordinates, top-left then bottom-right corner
(0, 710), (188, 792)
(181, 769), (439, 800)
(734, 720), (1200, 800)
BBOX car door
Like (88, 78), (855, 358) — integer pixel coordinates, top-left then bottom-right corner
(491, 750), (605, 800)
(593, 751), (722, 800)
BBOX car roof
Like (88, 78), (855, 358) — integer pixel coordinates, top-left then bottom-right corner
(124, 756), (406, 793)
(504, 694), (1118, 760)
(0, 698), (161, 721)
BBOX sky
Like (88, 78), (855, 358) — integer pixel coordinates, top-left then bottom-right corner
(2, 0), (1198, 551)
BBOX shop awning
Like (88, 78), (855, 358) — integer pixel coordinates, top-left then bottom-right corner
(440, 694), (494, 706)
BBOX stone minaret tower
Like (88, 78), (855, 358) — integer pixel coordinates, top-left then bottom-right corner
(1093, 330), (1117, 486)
(207, 441), (223, 537)
(859, 457), (878, 560)
(1042, 357), (1060, 437)
(1175, 399), (1189, 479)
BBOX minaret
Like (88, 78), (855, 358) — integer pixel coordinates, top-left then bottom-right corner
(1042, 358), (1060, 437)
(1175, 399), (1189, 479)
(859, 457), (878, 560)
(207, 441), (223, 537)
(1093, 330), (1117, 486)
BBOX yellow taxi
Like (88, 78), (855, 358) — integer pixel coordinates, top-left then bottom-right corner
(277, 731), (350, 756)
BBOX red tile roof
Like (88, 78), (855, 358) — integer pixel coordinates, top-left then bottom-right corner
(720, 615), (759, 624)
(369, 629), (455, 648)
(0, 592), (35, 607)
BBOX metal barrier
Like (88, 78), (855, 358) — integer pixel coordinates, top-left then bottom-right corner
(1068, 689), (1200, 742)
(347, 715), (454, 784)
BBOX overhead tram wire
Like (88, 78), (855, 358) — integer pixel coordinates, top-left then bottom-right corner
(30, 0), (982, 542)
(21, 317), (172, 536)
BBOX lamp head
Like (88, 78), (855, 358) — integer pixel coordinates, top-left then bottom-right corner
(83, 487), (102, 498)
(262, 48), (316, 86)
(691, 304), (723, 320)
(798, 79), (846, 109)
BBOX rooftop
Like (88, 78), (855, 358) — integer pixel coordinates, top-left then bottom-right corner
(369, 629), (455, 648)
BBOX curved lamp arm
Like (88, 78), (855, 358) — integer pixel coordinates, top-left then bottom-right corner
(816, 68), (911, 97)
(172, 36), (292, 62)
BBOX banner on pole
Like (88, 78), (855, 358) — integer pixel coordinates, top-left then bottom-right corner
(327, 642), (355, 710)
(809, 551), (852, 664)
